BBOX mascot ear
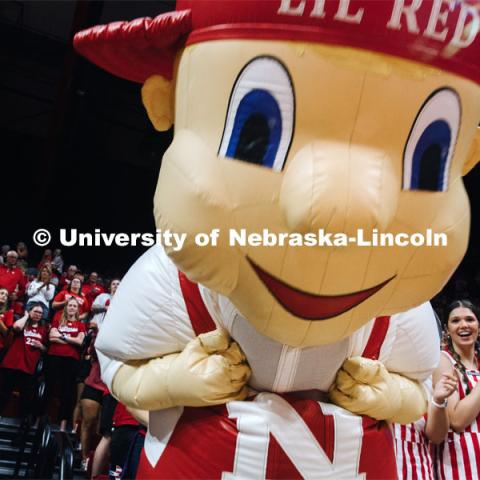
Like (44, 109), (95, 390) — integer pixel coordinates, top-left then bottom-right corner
(463, 125), (480, 176)
(142, 75), (174, 132)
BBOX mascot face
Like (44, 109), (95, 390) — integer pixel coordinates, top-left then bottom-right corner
(153, 40), (480, 347)
(73, 1), (480, 347)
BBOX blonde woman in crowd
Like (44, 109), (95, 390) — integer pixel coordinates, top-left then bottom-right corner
(46, 297), (86, 431)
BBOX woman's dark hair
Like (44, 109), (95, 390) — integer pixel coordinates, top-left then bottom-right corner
(27, 302), (45, 327)
(443, 300), (479, 328)
(108, 278), (121, 292)
(443, 299), (480, 395)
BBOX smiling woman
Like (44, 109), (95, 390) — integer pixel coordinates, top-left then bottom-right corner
(433, 300), (480, 479)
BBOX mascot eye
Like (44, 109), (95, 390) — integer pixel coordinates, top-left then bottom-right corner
(403, 88), (460, 192)
(218, 57), (295, 171)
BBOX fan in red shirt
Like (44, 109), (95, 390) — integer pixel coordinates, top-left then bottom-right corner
(52, 277), (90, 321)
(46, 297), (86, 431)
(82, 272), (105, 305)
(0, 304), (47, 418)
(0, 250), (26, 299)
(0, 286), (14, 353)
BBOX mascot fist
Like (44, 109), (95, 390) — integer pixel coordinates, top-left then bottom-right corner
(112, 329), (251, 410)
(330, 357), (427, 424)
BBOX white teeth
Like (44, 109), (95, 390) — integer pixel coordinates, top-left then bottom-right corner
(459, 332), (471, 337)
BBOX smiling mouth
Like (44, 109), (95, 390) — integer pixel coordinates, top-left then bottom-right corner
(248, 258), (395, 320)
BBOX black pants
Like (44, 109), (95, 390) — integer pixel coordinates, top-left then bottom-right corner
(120, 429), (145, 480)
(0, 368), (35, 418)
(100, 394), (117, 436)
(45, 355), (78, 423)
(109, 425), (141, 480)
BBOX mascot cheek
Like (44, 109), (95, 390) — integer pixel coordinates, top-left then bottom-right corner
(153, 129), (240, 294)
(384, 185), (470, 312)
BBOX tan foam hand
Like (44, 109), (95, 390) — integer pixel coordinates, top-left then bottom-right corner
(170, 329), (252, 405)
(329, 357), (427, 423)
(112, 329), (251, 411)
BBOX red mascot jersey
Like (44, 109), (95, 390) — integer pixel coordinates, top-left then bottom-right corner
(137, 392), (396, 479)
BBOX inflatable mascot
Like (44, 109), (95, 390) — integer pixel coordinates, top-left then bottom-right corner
(75, 0), (480, 477)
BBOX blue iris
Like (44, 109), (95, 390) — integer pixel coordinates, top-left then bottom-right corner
(225, 89), (282, 169)
(410, 120), (451, 191)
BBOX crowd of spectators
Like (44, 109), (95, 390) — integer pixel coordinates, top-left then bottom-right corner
(0, 242), (146, 479)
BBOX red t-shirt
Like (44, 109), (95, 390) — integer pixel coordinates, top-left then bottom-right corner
(0, 309), (14, 350)
(82, 284), (105, 304)
(0, 265), (26, 295)
(113, 402), (140, 428)
(11, 301), (24, 316)
(1, 323), (47, 374)
(53, 290), (90, 315)
(47, 317), (86, 360)
(85, 359), (108, 393)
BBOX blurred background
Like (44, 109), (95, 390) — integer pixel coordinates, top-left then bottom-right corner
(1, 0), (174, 277)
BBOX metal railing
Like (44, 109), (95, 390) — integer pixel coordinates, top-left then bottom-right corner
(54, 432), (74, 480)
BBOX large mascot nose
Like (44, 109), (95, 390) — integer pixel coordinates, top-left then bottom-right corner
(279, 141), (398, 235)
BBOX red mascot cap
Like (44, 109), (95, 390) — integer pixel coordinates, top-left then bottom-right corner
(74, 0), (480, 84)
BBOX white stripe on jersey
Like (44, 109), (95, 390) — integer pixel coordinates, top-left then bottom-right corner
(465, 432), (479, 479)
(436, 351), (480, 480)
(393, 420), (433, 480)
(454, 434), (466, 480)
(412, 441), (424, 479)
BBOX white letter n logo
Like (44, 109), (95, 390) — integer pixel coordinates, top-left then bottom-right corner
(222, 393), (365, 479)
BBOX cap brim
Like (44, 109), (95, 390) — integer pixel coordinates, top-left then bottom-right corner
(74, 10), (192, 83)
